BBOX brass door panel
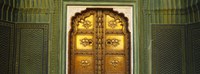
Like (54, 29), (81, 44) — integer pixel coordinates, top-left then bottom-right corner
(105, 13), (123, 30)
(105, 34), (124, 51)
(77, 14), (95, 30)
(69, 8), (130, 74)
(76, 34), (93, 50)
(74, 55), (95, 74)
(105, 55), (125, 74)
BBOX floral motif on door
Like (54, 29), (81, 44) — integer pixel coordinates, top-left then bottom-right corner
(69, 8), (130, 74)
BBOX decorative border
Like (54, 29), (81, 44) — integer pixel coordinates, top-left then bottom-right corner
(63, 2), (137, 74)
(68, 8), (131, 74)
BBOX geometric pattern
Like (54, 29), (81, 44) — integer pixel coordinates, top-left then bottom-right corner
(152, 25), (184, 74)
(0, 21), (14, 74)
(19, 29), (44, 74)
(16, 24), (48, 74)
(0, 25), (10, 74)
(192, 29), (200, 74)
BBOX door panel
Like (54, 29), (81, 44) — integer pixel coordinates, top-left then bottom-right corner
(70, 10), (96, 74)
(69, 8), (130, 74)
(75, 55), (95, 74)
(105, 14), (123, 30)
(103, 10), (129, 74)
(105, 55), (125, 74)
(105, 34), (124, 51)
(76, 34), (93, 50)
(77, 11), (95, 30)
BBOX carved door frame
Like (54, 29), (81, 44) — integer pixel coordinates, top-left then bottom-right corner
(68, 8), (131, 74)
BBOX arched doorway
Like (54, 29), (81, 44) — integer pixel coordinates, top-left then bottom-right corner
(69, 8), (130, 74)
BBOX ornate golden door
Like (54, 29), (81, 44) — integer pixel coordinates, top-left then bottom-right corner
(69, 8), (130, 74)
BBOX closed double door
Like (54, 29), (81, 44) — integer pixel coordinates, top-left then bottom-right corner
(69, 8), (130, 74)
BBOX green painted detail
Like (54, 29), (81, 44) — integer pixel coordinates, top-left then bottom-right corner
(0, 21), (14, 74)
(20, 29), (44, 74)
(16, 24), (49, 74)
(0, 25), (10, 74)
